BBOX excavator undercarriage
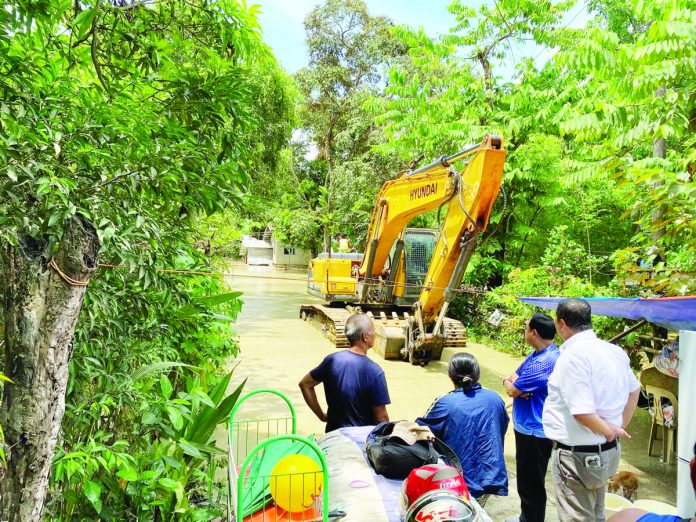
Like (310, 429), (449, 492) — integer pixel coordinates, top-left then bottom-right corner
(299, 304), (467, 365)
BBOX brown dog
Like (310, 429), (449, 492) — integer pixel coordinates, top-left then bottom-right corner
(608, 471), (639, 501)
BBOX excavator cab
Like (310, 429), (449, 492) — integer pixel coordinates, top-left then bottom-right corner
(306, 228), (437, 306)
(400, 229), (438, 304)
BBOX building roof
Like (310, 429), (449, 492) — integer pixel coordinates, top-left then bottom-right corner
(241, 235), (272, 249)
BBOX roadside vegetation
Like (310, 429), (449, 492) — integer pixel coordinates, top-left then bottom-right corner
(0, 0), (693, 519)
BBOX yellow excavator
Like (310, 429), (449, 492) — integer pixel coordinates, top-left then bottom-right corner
(300, 135), (506, 365)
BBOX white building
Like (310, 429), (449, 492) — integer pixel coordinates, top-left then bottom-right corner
(241, 233), (273, 266)
(241, 226), (311, 268)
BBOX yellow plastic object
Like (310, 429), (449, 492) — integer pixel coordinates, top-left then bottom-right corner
(605, 493), (634, 516)
(632, 499), (678, 515)
(645, 384), (678, 464)
(270, 454), (324, 513)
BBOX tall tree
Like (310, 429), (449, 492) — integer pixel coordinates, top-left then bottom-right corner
(556, 0), (696, 294)
(295, 0), (406, 252)
(0, 1), (266, 518)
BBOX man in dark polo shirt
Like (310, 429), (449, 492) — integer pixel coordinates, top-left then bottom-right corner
(503, 312), (560, 522)
(299, 313), (390, 432)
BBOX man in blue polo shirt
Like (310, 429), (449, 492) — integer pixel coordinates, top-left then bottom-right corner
(503, 312), (560, 522)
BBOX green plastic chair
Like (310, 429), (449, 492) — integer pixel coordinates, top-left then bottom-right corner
(236, 434), (329, 522)
(227, 389), (329, 521)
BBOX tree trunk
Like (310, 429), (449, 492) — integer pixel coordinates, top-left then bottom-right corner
(0, 216), (99, 522)
(323, 214), (331, 255)
(651, 138), (666, 244)
(651, 86), (667, 247)
(322, 114), (337, 256)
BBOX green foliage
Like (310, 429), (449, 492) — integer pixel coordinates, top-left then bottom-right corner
(0, 0), (267, 262)
(365, 3), (606, 285)
(2, 0), (691, 512)
(273, 180), (326, 255)
(365, 0), (691, 296)
(194, 59), (299, 258)
(554, 0), (696, 294)
(50, 256), (245, 520)
(0, 0), (273, 518)
(455, 217), (603, 350)
(540, 226), (606, 282)
(52, 366), (244, 520)
(194, 211), (244, 258)
(456, 267), (603, 355)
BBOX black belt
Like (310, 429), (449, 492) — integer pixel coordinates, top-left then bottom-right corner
(553, 439), (617, 453)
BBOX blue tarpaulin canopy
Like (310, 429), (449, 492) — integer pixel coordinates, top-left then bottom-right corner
(518, 296), (696, 331)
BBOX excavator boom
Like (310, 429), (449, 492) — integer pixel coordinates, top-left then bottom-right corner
(357, 165), (457, 281)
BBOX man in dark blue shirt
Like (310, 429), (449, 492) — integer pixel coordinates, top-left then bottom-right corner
(299, 313), (390, 432)
(503, 312), (560, 522)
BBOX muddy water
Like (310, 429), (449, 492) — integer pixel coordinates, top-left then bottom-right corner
(222, 262), (677, 519)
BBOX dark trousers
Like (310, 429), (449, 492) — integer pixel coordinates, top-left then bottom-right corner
(515, 430), (553, 522)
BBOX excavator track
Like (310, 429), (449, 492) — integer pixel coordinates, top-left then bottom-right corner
(299, 304), (466, 359)
(300, 305), (353, 349)
(441, 318), (468, 349)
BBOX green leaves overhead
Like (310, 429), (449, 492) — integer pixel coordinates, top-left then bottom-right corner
(362, 0), (692, 293)
(553, 0), (696, 294)
(0, 0), (267, 266)
(1, 0), (273, 519)
(556, 0), (694, 150)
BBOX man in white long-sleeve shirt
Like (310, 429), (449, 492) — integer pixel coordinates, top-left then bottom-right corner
(542, 298), (641, 522)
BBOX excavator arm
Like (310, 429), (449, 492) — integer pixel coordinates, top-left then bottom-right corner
(418, 136), (505, 324)
(358, 135), (505, 306)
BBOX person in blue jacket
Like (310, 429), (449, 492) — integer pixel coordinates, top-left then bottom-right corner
(416, 352), (509, 506)
(502, 312), (560, 522)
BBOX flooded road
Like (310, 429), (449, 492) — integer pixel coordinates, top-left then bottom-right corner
(222, 262), (677, 519)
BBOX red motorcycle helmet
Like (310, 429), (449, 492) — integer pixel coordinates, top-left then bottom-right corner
(402, 464), (470, 508)
(403, 489), (475, 522)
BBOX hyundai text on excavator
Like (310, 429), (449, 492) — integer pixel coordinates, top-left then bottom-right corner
(300, 135), (506, 365)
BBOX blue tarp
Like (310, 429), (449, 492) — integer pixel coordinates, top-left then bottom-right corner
(518, 296), (696, 331)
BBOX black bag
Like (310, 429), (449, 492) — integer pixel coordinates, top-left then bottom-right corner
(365, 422), (458, 480)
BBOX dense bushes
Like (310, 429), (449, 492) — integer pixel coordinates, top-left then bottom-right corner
(453, 227), (629, 355)
(453, 267), (597, 355)
(46, 256), (243, 521)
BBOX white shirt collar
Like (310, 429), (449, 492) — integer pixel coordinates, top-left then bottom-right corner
(559, 329), (597, 351)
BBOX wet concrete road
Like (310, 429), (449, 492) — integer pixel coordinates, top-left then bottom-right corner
(223, 263), (677, 520)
